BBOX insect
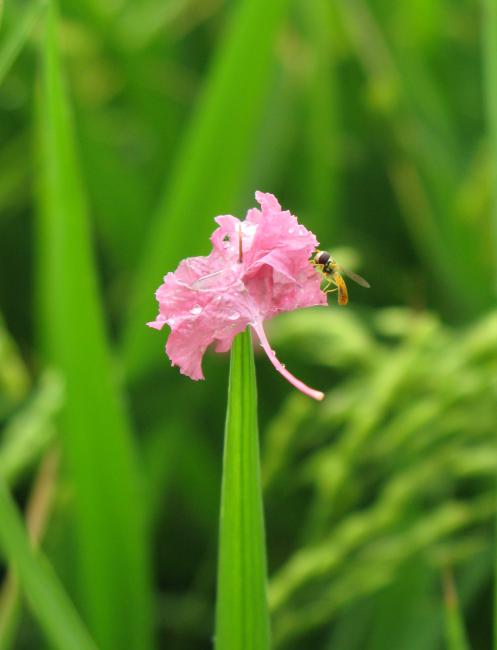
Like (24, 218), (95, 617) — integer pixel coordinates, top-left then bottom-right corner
(310, 249), (370, 305)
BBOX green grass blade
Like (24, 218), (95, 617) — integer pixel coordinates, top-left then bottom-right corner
(0, 313), (30, 414)
(122, 0), (291, 381)
(482, 0), (497, 294)
(301, 0), (340, 236)
(0, 370), (61, 485)
(367, 562), (441, 650)
(482, 12), (497, 645)
(215, 328), (270, 650)
(0, 476), (97, 650)
(442, 569), (471, 650)
(35, 3), (153, 649)
(0, 449), (59, 650)
(0, 0), (45, 86)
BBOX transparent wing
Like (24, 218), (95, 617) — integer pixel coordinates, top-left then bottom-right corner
(189, 267), (230, 290)
(338, 265), (370, 288)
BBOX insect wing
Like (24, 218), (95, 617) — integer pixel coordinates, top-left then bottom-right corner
(338, 265), (370, 288)
(190, 267), (230, 290)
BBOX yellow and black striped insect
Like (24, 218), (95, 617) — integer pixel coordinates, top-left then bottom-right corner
(310, 250), (370, 305)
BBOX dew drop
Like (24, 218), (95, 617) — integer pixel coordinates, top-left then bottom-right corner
(190, 305), (202, 315)
(227, 312), (240, 320)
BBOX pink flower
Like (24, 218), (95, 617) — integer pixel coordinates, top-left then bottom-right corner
(147, 191), (327, 400)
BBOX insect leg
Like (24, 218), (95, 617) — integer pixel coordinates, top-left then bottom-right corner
(322, 278), (338, 293)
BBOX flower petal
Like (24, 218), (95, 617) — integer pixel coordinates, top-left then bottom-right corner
(150, 272), (252, 379)
(251, 321), (324, 401)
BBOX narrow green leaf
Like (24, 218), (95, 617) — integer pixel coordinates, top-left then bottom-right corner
(482, 13), (497, 648)
(442, 569), (471, 650)
(0, 449), (59, 650)
(0, 0), (45, 86)
(367, 562), (442, 650)
(301, 0), (340, 236)
(482, 0), (497, 295)
(35, 3), (153, 649)
(122, 0), (291, 381)
(0, 370), (61, 485)
(215, 328), (270, 650)
(0, 313), (30, 415)
(0, 476), (97, 650)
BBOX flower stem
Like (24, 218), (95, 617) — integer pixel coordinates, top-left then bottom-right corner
(215, 328), (270, 650)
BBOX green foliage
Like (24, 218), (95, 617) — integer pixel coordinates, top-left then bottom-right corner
(0, 477), (97, 650)
(0, 0), (45, 86)
(443, 570), (471, 650)
(35, 3), (152, 648)
(0, 0), (496, 648)
(266, 307), (497, 648)
(482, 0), (497, 293)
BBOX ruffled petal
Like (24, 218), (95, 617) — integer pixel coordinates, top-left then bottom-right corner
(150, 275), (252, 379)
(251, 321), (324, 401)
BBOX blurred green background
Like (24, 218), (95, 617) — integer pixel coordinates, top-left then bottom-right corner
(1, 0), (497, 648)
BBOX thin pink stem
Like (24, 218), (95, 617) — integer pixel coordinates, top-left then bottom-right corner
(251, 322), (324, 401)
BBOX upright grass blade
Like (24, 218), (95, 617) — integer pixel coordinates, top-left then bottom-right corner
(0, 0), (45, 86)
(122, 0), (291, 381)
(0, 476), (97, 650)
(0, 450), (59, 650)
(442, 569), (471, 650)
(35, 3), (152, 649)
(215, 328), (270, 650)
(301, 0), (340, 236)
(482, 11), (497, 647)
(0, 313), (30, 412)
(482, 0), (497, 294)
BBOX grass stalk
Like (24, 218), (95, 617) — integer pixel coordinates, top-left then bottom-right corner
(215, 328), (270, 650)
(482, 0), (497, 294)
(0, 0), (45, 86)
(442, 568), (471, 650)
(0, 473), (96, 650)
(0, 449), (59, 649)
(35, 2), (153, 647)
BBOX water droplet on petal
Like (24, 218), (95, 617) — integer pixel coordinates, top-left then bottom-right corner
(227, 312), (240, 320)
(190, 305), (202, 315)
